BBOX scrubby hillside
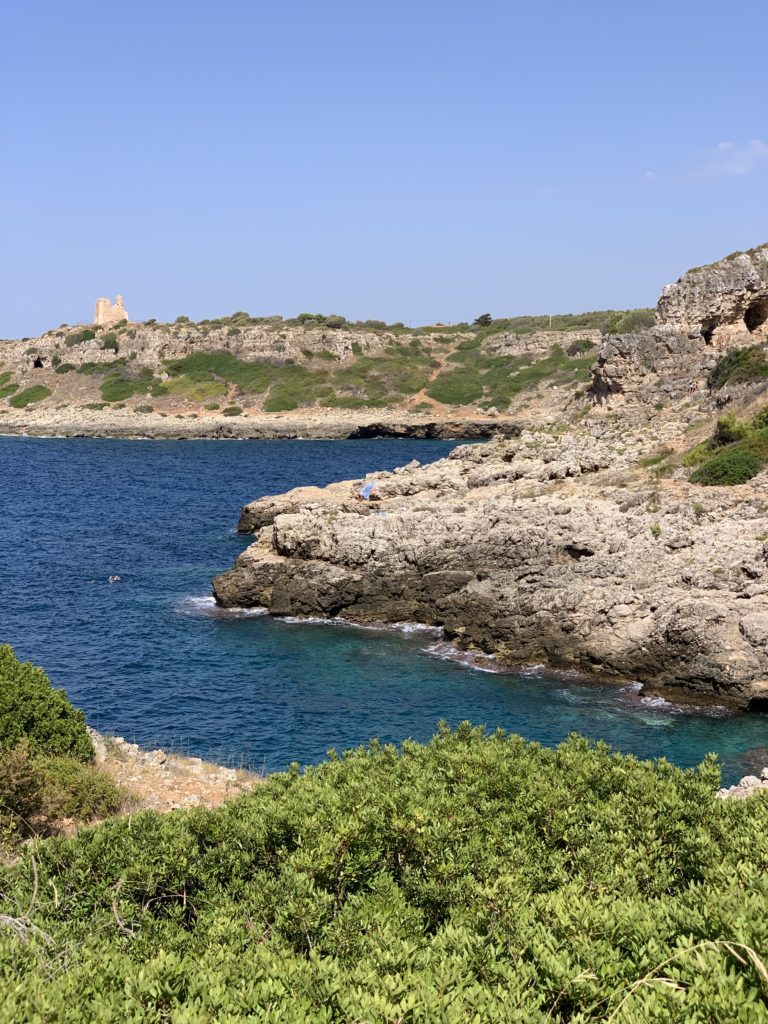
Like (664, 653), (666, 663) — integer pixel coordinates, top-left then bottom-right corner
(0, 308), (652, 427)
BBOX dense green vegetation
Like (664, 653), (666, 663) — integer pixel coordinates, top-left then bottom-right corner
(0, 648), (122, 849)
(8, 385), (51, 408)
(0, 646), (92, 759)
(1, 719), (767, 1021)
(0, 371), (18, 399)
(163, 345), (435, 412)
(428, 343), (595, 409)
(65, 328), (96, 347)
(460, 309), (654, 337)
(709, 345), (768, 390)
(684, 407), (768, 485)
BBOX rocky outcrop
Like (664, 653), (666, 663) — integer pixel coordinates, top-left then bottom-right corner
(212, 427), (768, 709)
(658, 245), (768, 343)
(717, 767), (768, 800)
(590, 244), (768, 404)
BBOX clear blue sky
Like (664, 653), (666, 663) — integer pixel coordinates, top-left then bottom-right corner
(2, 0), (766, 337)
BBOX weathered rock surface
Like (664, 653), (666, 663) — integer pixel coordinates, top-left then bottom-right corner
(591, 244), (768, 405)
(717, 766), (768, 800)
(213, 424), (768, 708)
(658, 245), (768, 341)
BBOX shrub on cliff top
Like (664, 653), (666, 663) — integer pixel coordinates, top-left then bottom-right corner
(0, 646), (92, 760)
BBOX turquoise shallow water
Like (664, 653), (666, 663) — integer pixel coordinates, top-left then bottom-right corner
(1, 435), (767, 783)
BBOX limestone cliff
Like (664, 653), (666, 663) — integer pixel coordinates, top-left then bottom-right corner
(591, 243), (768, 404)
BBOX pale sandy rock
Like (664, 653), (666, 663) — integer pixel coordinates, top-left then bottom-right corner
(94, 294), (129, 327)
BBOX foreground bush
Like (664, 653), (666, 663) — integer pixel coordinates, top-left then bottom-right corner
(0, 646), (92, 759)
(1, 725), (768, 1021)
(0, 648), (122, 847)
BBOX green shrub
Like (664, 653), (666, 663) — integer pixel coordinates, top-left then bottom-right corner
(682, 440), (714, 466)
(5, 726), (768, 1020)
(77, 358), (127, 375)
(100, 377), (137, 403)
(750, 405), (768, 431)
(84, 402), (107, 410)
(100, 334), (118, 352)
(222, 405), (242, 416)
(709, 345), (768, 389)
(99, 368), (157, 403)
(713, 413), (748, 446)
(426, 369), (483, 405)
(566, 338), (597, 356)
(204, 402), (220, 410)
(135, 404), (153, 413)
(0, 381), (18, 399)
(0, 740), (122, 847)
(164, 374), (226, 402)
(37, 755), (122, 820)
(690, 447), (761, 485)
(65, 328), (96, 347)
(0, 646), (93, 760)
(8, 385), (51, 408)
(743, 426), (768, 463)
(602, 308), (656, 334)
(51, 353), (61, 368)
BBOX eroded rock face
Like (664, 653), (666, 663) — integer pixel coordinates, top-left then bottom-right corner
(590, 244), (768, 404)
(657, 245), (768, 342)
(213, 429), (768, 708)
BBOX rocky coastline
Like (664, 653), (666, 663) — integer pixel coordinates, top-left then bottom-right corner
(213, 245), (768, 711)
(0, 407), (520, 441)
(88, 729), (260, 814)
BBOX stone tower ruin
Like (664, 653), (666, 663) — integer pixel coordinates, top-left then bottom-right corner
(94, 294), (129, 327)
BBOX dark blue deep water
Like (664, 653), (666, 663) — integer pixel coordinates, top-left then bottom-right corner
(1, 435), (767, 784)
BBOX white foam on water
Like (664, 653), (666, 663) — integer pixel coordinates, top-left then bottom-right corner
(275, 614), (442, 639)
(175, 595), (268, 618)
(422, 640), (501, 673)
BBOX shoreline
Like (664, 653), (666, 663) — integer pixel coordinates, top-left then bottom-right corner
(0, 409), (524, 442)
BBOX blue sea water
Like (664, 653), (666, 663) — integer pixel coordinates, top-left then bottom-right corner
(1, 435), (767, 784)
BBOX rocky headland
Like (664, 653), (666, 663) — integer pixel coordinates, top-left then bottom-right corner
(213, 244), (768, 709)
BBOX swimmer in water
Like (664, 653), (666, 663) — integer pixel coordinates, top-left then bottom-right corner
(108, 575), (121, 584)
